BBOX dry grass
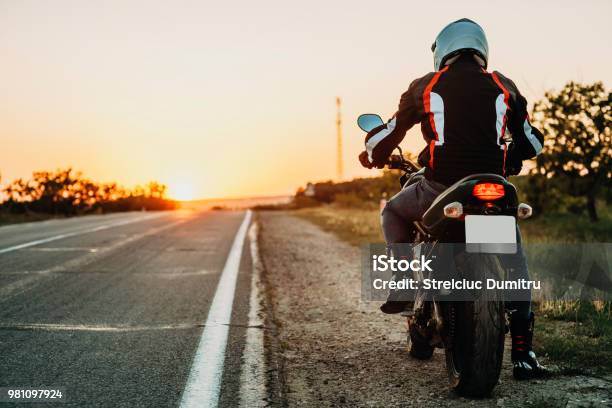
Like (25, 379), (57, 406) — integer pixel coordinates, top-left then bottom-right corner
(519, 204), (612, 243)
(295, 205), (384, 246)
(534, 302), (612, 375)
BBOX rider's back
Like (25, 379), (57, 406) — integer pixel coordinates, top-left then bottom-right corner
(414, 54), (515, 185)
(365, 53), (541, 187)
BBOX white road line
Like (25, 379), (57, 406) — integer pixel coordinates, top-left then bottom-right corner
(0, 213), (164, 254)
(180, 210), (252, 408)
(239, 221), (266, 407)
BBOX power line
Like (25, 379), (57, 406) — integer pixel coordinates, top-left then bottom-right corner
(336, 97), (343, 181)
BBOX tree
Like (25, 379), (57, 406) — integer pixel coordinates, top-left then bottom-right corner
(146, 181), (167, 199)
(531, 81), (611, 221)
(1, 168), (175, 215)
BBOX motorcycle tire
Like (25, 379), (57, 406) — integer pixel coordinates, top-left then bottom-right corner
(444, 253), (505, 397)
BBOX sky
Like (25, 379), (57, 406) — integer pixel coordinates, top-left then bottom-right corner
(1, 0), (611, 200)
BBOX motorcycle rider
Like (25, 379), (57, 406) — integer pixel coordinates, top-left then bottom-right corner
(358, 18), (547, 380)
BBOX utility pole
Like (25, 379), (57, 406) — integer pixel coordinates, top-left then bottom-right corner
(336, 97), (343, 181)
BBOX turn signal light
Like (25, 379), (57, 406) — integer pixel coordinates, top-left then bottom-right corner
(517, 203), (533, 219)
(472, 183), (505, 200)
(443, 201), (463, 218)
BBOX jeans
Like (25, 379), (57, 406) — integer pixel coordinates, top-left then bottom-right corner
(381, 178), (531, 318)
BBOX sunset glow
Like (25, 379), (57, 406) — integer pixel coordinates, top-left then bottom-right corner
(1, 1), (611, 199)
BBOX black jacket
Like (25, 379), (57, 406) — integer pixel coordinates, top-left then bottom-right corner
(364, 54), (544, 185)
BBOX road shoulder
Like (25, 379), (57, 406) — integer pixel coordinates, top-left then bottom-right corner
(256, 210), (612, 407)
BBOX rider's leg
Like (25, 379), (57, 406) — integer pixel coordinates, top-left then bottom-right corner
(381, 178), (447, 243)
(499, 227), (531, 318)
(380, 178), (446, 314)
(499, 227), (548, 380)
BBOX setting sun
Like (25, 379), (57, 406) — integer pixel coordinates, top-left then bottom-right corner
(167, 181), (196, 201)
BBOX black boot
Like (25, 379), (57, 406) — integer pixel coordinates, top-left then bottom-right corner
(380, 245), (415, 314)
(509, 311), (548, 380)
(380, 292), (413, 314)
(380, 270), (414, 314)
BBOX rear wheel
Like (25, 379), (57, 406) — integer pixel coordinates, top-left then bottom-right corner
(444, 254), (505, 397)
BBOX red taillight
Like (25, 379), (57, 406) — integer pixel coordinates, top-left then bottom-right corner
(472, 183), (505, 200)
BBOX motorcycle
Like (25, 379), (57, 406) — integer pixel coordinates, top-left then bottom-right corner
(357, 113), (533, 397)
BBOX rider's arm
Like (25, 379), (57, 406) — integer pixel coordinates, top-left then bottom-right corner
(495, 72), (544, 161)
(364, 74), (433, 167)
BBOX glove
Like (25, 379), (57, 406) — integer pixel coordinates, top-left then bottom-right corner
(359, 151), (373, 169)
(360, 124), (389, 169)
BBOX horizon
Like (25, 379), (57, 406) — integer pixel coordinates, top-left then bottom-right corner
(2, 0), (611, 200)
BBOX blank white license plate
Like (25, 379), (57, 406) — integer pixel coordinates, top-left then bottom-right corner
(465, 215), (517, 254)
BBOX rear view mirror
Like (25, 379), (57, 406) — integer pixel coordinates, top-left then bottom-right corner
(357, 114), (384, 133)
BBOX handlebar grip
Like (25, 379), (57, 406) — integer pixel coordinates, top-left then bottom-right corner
(387, 154), (421, 172)
(387, 155), (403, 169)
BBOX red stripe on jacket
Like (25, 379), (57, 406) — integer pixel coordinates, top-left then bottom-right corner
(423, 66), (449, 169)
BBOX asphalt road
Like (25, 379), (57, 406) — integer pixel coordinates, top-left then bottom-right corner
(0, 210), (260, 407)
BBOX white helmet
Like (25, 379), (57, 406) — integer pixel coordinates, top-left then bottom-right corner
(432, 18), (489, 71)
